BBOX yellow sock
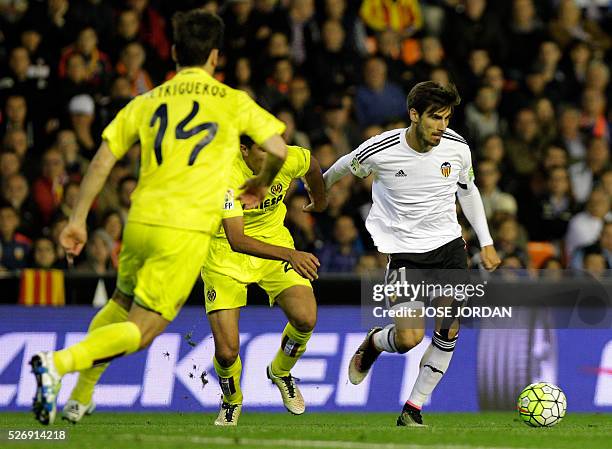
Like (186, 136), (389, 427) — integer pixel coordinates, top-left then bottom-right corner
(53, 322), (141, 376)
(270, 323), (312, 377)
(213, 356), (243, 405)
(70, 300), (129, 404)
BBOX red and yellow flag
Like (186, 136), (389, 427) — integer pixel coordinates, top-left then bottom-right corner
(18, 269), (65, 307)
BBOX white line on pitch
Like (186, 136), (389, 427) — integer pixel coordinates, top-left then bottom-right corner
(116, 433), (547, 449)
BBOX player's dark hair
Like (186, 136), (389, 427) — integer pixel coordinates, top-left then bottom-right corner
(407, 81), (461, 116)
(172, 10), (224, 67)
(240, 135), (255, 149)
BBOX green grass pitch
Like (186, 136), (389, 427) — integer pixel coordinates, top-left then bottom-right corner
(1, 412), (610, 449)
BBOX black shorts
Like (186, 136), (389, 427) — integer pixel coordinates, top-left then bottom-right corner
(384, 237), (469, 307)
(389, 237), (468, 270)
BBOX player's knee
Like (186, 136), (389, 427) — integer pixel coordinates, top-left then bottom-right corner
(395, 330), (424, 353)
(215, 346), (239, 367)
(292, 314), (316, 333)
(438, 325), (460, 340)
(128, 323), (161, 350)
(135, 325), (164, 350)
(436, 319), (459, 340)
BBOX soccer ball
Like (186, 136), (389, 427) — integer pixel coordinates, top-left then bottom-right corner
(517, 382), (567, 427)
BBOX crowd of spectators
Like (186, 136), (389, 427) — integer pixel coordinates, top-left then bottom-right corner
(0, 0), (610, 276)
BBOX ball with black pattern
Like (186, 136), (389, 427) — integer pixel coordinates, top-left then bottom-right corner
(517, 382), (567, 427)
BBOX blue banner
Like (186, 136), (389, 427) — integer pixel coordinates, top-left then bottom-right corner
(0, 306), (610, 412)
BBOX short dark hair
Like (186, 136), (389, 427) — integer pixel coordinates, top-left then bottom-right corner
(407, 81), (461, 116)
(172, 10), (224, 67)
(240, 135), (255, 149)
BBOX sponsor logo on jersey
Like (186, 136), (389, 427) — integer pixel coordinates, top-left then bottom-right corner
(270, 184), (283, 195)
(223, 189), (234, 210)
(441, 162), (452, 177)
(258, 193), (284, 209)
(395, 169), (407, 177)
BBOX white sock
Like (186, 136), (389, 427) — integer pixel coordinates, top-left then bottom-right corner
(407, 331), (457, 409)
(372, 324), (398, 353)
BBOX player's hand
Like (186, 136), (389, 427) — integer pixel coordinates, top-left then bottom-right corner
(287, 250), (320, 281)
(238, 177), (268, 209)
(303, 199), (328, 213)
(59, 222), (88, 261)
(480, 245), (501, 272)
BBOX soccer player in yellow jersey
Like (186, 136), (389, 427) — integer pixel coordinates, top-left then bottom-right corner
(29, 10), (289, 426)
(203, 137), (327, 426)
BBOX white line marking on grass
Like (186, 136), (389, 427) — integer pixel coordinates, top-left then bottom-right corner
(116, 434), (548, 449)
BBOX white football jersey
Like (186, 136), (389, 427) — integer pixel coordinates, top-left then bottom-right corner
(349, 127), (474, 253)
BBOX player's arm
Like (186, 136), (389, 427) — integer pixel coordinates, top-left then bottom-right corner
(322, 153), (352, 190)
(223, 216), (320, 280)
(303, 155), (328, 212)
(456, 171), (501, 272)
(60, 141), (117, 256)
(239, 134), (287, 209)
(323, 144), (373, 190)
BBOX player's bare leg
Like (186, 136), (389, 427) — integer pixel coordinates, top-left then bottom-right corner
(208, 308), (243, 426)
(63, 290), (133, 423)
(270, 285), (317, 415)
(31, 302), (168, 425)
(349, 306), (425, 385)
(398, 297), (460, 427)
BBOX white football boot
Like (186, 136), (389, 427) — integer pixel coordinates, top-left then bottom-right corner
(62, 399), (96, 424)
(214, 402), (242, 426)
(266, 364), (305, 415)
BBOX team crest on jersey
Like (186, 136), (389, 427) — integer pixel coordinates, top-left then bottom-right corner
(350, 156), (371, 178)
(271, 184), (282, 195)
(440, 162), (452, 177)
(206, 287), (216, 302)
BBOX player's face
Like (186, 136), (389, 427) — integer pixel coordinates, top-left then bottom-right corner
(416, 106), (452, 147)
(242, 144), (267, 174)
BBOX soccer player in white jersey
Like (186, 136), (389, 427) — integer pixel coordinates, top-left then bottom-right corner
(323, 81), (501, 426)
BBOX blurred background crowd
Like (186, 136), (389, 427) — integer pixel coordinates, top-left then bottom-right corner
(0, 0), (610, 277)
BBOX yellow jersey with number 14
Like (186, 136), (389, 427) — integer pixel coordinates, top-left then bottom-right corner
(102, 67), (285, 234)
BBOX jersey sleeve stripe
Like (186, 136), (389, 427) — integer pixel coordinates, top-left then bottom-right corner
(359, 138), (400, 163)
(356, 133), (401, 160)
(443, 129), (467, 140)
(442, 131), (467, 144)
(442, 134), (468, 145)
